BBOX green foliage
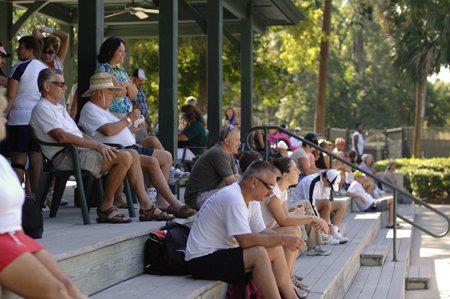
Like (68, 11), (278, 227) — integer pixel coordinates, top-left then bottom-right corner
(375, 158), (450, 200)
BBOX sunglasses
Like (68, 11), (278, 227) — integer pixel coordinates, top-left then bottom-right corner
(43, 50), (55, 55)
(253, 176), (276, 190)
(50, 81), (67, 88)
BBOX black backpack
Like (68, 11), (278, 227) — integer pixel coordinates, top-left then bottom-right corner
(144, 221), (190, 275)
(22, 196), (44, 239)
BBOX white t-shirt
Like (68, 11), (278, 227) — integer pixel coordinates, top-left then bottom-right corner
(260, 184), (287, 229)
(291, 147), (310, 170)
(345, 171), (354, 184)
(291, 172), (331, 208)
(347, 180), (374, 211)
(8, 59), (48, 125)
(352, 131), (364, 155)
(0, 155), (25, 234)
(78, 101), (136, 147)
(30, 97), (83, 159)
(185, 183), (266, 261)
(290, 137), (301, 148)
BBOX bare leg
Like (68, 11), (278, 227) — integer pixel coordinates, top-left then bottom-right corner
(330, 201), (346, 227)
(151, 149), (172, 181)
(273, 226), (302, 274)
(28, 151), (41, 195)
(0, 252), (71, 299)
(243, 246), (281, 299)
(123, 149), (153, 210)
(138, 154), (181, 210)
(140, 136), (164, 150)
(266, 246), (297, 299)
(33, 250), (87, 299)
(99, 151), (132, 211)
(316, 199), (331, 223)
(387, 197), (394, 226)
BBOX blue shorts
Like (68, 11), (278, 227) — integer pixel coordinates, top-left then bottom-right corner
(125, 144), (154, 157)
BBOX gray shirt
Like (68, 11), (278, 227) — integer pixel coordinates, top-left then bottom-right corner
(185, 144), (237, 202)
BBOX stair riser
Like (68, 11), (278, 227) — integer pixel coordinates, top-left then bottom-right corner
(360, 256), (386, 266)
(59, 235), (147, 295)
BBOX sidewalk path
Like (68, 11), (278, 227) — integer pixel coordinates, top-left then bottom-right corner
(407, 204), (450, 299)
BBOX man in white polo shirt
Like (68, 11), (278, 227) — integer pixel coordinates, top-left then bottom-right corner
(186, 160), (304, 299)
(78, 72), (195, 219)
(30, 68), (173, 223)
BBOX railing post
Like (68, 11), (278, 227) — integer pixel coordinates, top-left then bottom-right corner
(393, 189), (397, 262)
(384, 128), (388, 159)
(264, 128), (269, 161)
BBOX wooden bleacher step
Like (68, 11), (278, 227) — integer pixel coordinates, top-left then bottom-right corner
(405, 265), (431, 290)
(360, 244), (389, 266)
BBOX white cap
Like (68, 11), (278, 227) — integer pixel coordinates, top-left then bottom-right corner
(325, 169), (341, 192)
(133, 68), (148, 80)
(294, 127), (302, 131)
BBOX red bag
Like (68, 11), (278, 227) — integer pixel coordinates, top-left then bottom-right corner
(226, 281), (263, 299)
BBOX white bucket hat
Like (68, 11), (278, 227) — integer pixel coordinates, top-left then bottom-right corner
(325, 169), (341, 192)
(81, 72), (124, 97)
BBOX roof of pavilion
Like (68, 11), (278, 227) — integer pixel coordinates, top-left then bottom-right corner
(12, 0), (304, 38)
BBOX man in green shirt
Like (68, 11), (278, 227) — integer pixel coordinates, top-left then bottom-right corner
(185, 126), (240, 210)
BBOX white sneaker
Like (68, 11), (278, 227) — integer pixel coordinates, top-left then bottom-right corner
(146, 188), (157, 203)
(306, 246), (331, 256)
(169, 167), (190, 185)
(293, 286), (308, 298)
(334, 232), (349, 244)
(323, 234), (340, 245)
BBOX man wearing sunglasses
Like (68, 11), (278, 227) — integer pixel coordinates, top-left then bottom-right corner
(291, 169), (349, 245)
(184, 125), (241, 210)
(186, 160), (303, 299)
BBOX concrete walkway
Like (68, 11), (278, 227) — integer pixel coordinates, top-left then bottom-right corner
(407, 204), (450, 299)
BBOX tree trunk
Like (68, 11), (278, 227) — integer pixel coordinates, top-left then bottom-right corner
(198, 39), (208, 114)
(412, 79), (425, 157)
(314, 0), (332, 135)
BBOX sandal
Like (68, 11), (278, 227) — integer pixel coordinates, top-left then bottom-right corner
(162, 205), (197, 218)
(140, 206), (175, 222)
(115, 202), (128, 209)
(97, 207), (132, 224)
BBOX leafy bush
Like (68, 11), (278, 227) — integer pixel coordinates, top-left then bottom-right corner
(375, 158), (450, 201)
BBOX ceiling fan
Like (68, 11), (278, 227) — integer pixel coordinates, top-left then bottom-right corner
(105, 0), (159, 20)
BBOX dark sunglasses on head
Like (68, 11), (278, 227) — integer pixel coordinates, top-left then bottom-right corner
(43, 50), (55, 55)
(50, 81), (66, 88)
(253, 176), (275, 190)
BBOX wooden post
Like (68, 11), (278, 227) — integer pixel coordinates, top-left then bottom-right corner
(158, 0), (178, 157)
(206, 0), (223, 146)
(240, 2), (253, 141)
(0, 2), (13, 75)
(412, 80), (424, 158)
(314, 0), (332, 135)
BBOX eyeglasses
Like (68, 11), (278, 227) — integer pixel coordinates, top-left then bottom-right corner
(43, 50), (55, 55)
(50, 81), (67, 88)
(253, 177), (276, 190)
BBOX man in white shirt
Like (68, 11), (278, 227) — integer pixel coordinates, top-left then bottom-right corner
(30, 68), (173, 223)
(186, 160), (303, 299)
(291, 169), (349, 244)
(352, 122), (364, 163)
(346, 171), (396, 228)
(78, 72), (195, 219)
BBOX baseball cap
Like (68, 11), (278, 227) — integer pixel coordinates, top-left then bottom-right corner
(294, 127), (302, 132)
(0, 43), (11, 58)
(325, 169), (341, 192)
(132, 68), (147, 80)
(303, 132), (318, 145)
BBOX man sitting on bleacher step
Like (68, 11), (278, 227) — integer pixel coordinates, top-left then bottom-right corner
(346, 171), (398, 229)
(185, 160), (304, 299)
(291, 169), (349, 245)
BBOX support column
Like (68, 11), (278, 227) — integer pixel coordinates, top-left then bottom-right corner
(77, 0), (104, 119)
(207, 0), (223, 146)
(240, 3), (253, 142)
(0, 2), (13, 75)
(62, 25), (75, 87)
(158, 0), (178, 157)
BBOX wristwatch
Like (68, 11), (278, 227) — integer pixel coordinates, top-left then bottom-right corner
(125, 116), (132, 125)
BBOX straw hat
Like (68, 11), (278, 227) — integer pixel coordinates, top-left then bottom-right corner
(81, 72), (124, 97)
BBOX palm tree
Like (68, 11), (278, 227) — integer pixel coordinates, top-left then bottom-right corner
(379, 0), (450, 157)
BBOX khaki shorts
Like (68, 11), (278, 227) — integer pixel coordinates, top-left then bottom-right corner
(52, 148), (103, 178)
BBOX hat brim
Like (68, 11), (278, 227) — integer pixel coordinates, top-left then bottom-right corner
(81, 86), (124, 97)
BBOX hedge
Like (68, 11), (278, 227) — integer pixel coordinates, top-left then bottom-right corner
(374, 158), (450, 201)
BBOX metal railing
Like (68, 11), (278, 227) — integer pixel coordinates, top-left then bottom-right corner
(244, 125), (450, 261)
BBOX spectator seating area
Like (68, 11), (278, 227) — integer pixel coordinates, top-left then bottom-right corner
(1, 187), (417, 299)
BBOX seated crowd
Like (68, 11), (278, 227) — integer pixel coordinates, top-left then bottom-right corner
(0, 30), (406, 299)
